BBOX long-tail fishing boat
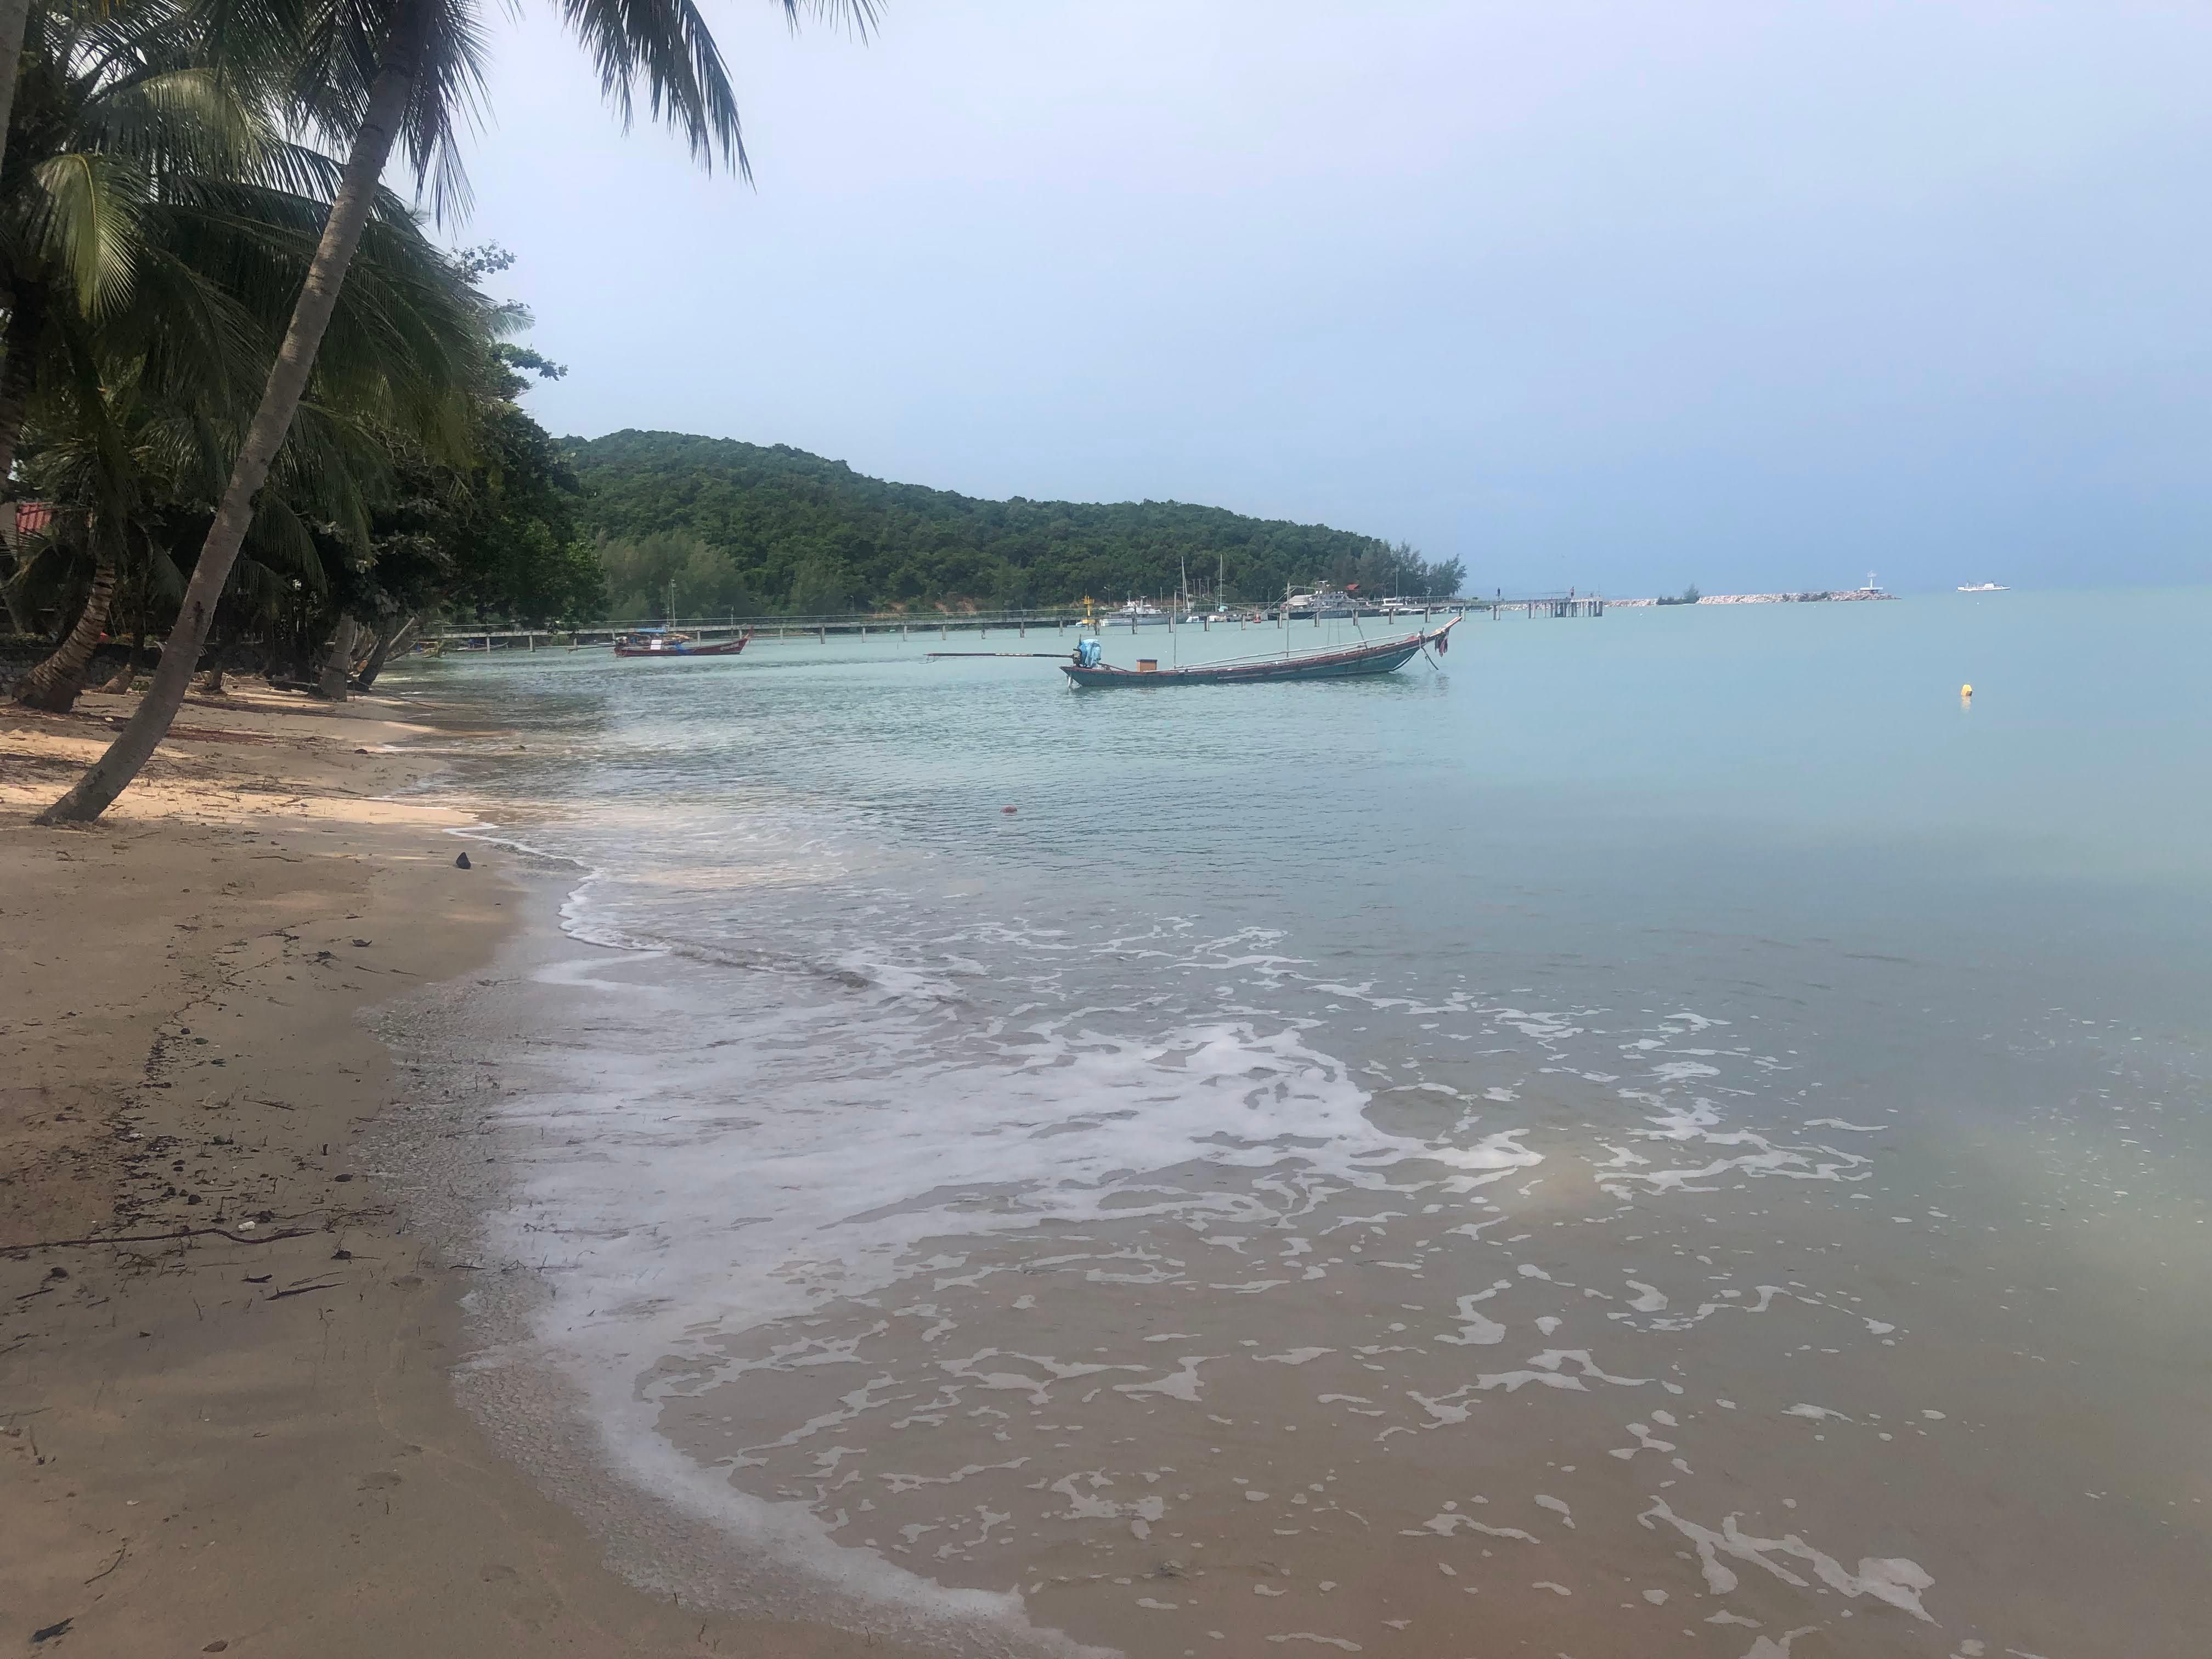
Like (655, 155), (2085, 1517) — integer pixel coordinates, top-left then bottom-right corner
(613, 629), (753, 659)
(1060, 616), (1457, 687)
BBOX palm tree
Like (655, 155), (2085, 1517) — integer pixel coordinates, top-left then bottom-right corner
(9, 313), (440, 707)
(4, 0), (480, 708)
(40, 0), (874, 821)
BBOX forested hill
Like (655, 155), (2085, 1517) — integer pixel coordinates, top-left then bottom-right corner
(563, 430), (1465, 618)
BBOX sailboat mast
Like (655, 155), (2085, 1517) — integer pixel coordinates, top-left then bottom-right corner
(1178, 555), (1189, 668)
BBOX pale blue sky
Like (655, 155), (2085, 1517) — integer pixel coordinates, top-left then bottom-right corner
(455, 1), (2212, 596)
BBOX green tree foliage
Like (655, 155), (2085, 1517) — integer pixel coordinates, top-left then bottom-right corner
(786, 551), (851, 616)
(359, 396), (601, 631)
(7, 218), (597, 707)
(355, 244), (601, 629)
(597, 529), (755, 620)
(572, 430), (1468, 616)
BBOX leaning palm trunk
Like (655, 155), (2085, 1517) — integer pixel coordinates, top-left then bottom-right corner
(0, 536), (33, 635)
(353, 614), (417, 689)
(349, 620), (381, 676)
(38, 18), (424, 822)
(13, 541), (119, 711)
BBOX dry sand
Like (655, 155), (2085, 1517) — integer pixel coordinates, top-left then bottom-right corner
(1, 685), (921, 1658)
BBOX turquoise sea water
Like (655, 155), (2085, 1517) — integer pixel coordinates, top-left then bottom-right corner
(394, 589), (2212, 1658)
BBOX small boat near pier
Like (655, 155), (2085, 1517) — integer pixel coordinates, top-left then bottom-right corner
(613, 629), (753, 658)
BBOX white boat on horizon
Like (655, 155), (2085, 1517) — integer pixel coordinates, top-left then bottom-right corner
(1285, 584), (1358, 618)
(1956, 582), (2009, 593)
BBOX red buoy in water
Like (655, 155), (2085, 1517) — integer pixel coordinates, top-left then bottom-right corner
(1002, 805), (1017, 814)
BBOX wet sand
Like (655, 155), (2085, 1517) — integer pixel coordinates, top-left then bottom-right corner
(0, 687), (925, 1659)
(426, 904), (2212, 1659)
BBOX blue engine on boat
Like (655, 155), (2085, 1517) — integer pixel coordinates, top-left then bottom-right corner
(1074, 637), (1103, 668)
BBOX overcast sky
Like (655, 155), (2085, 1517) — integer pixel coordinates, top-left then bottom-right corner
(455, 1), (2211, 596)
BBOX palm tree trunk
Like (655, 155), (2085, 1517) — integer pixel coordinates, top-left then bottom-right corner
(37, 10), (423, 824)
(0, 287), (47, 637)
(353, 614), (417, 689)
(99, 555), (150, 690)
(13, 540), (119, 712)
(0, 0), (33, 182)
(0, 556), (31, 635)
(315, 613), (360, 699)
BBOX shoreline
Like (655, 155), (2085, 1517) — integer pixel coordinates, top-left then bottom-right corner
(0, 686), (923, 1658)
(373, 864), (1114, 1659)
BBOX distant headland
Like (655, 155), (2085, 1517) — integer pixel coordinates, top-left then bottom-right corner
(562, 430), (1467, 619)
(1613, 588), (1899, 607)
(1616, 577), (1897, 607)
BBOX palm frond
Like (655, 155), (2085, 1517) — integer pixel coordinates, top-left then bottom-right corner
(100, 238), (266, 409)
(556, 0), (746, 174)
(240, 491), (327, 589)
(25, 150), (152, 315)
(544, 0), (873, 183)
(284, 0), (490, 223)
(87, 65), (272, 174)
(139, 534), (188, 602)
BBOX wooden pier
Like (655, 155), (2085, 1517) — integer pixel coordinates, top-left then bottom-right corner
(1485, 594), (1606, 619)
(422, 596), (1602, 653)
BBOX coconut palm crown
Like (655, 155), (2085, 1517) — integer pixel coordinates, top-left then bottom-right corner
(2, 0), (485, 708)
(41, 0), (874, 821)
(1, 0), (480, 465)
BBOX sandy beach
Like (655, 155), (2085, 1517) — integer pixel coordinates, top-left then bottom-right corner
(0, 686), (918, 1659)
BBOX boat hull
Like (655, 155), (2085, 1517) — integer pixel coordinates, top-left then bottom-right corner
(613, 633), (751, 658)
(1060, 620), (1451, 687)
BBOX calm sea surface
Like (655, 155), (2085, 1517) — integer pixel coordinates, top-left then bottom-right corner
(388, 590), (2212, 1658)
